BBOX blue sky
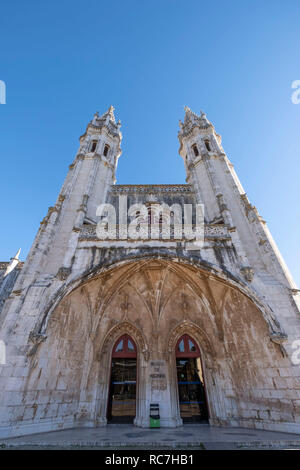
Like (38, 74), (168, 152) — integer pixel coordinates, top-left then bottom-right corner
(0, 0), (299, 285)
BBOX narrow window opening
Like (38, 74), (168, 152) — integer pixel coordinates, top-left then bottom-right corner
(103, 144), (110, 157)
(147, 206), (152, 225)
(204, 140), (211, 152)
(91, 140), (97, 152)
(192, 144), (199, 157)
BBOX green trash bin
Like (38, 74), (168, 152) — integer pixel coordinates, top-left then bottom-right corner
(150, 403), (160, 428)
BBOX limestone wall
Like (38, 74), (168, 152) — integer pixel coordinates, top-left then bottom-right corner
(0, 258), (299, 437)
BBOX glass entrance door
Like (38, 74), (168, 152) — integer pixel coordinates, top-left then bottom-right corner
(107, 335), (137, 423)
(176, 335), (208, 423)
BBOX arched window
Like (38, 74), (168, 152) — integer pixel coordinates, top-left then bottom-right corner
(108, 334), (137, 423)
(176, 334), (200, 358)
(147, 206), (152, 225)
(90, 140), (97, 152)
(112, 334), (137, 358)
(103, 144), (110, 157)
(192, 144), (199, 157)
(204, 140), (211, 152)
(175, 334), (208, 422)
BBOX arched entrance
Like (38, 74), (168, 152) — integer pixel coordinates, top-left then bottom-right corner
(33, 256), (288, 432)
(107, 334), (137, 423)
(176, 334), (209, 423)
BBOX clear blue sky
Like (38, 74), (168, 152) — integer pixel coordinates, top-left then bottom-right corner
(0, 0), (299, 285)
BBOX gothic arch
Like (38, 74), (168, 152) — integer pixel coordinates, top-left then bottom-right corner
(96, 320), (150, 363)
(33, 253), (287, 357)
(166, 319), (217, 362)
(165, 320), (221, 426)
(90, 320), (149, 426)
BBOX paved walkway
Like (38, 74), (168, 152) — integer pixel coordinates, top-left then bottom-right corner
(1, 424), (300, 450)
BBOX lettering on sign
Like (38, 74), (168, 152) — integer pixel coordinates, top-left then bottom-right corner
(150, 360), (167, 390)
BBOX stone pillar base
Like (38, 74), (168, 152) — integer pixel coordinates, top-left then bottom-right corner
(95, 417), (108, 427)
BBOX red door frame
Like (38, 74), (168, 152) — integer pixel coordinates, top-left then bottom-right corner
(175, 334), (210, 420)
(176, 334), (201, 358)
(112, 334), (137, 358)
(107, 334), (137, 422)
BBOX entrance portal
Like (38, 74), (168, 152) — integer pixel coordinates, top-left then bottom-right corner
(107, 334), (137, 423)
(176, 334), (208, 423)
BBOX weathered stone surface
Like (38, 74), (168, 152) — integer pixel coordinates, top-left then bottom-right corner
(0, 107), (299, 438)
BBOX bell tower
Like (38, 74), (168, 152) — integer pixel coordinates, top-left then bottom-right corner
(15, 106), (122, 286)
(178, 106), (299, 330)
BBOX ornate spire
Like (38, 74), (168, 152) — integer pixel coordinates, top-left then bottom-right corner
(91, 105), (116, 125)
(80, 106), (121, 141)
(178, 106), (213, 137)
(99, 105), (116, 123)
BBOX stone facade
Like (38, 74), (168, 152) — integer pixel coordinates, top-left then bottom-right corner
(0, 106), (299, 438)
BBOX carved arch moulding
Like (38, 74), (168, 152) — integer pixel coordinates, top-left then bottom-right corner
(96, 321), (150, 362)
(166, 319), (217, 361)
(31, 254), (287, 358)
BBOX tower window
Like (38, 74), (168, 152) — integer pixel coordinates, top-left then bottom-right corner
(204, 140), (211, 151)
(90, 140), (97, 152)
(147, 206), (152, 224)
(103, 144), (110, 157)
(192, 144), (199, 157)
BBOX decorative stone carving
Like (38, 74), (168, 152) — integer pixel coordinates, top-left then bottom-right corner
(78, 222), (230, 242)
(28, 331), (47, 344)
(111, 184), (193, 194)
(120, 294), (131, 321)
(56, 267), (71, 281)
(240, 266), (254, 282)
(77, 194), (89, 213)
(291, 289), (300, 295)
(27, 331), (47, 356)
(270, 332), (288, 345)
(11, 289), (22, 296)
(270, 331), (288, 357)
